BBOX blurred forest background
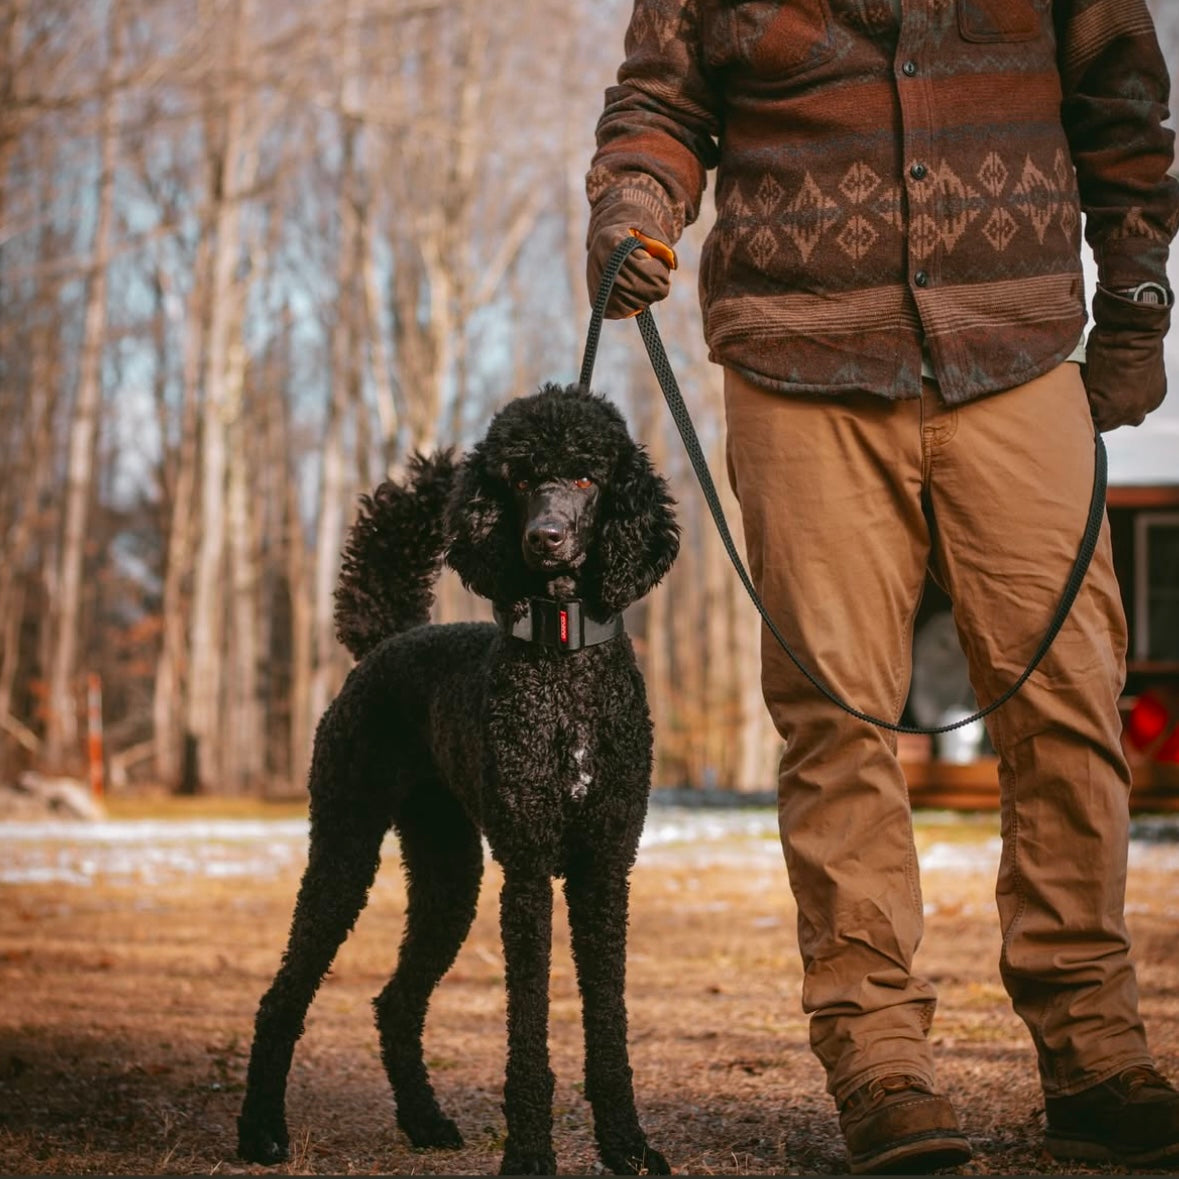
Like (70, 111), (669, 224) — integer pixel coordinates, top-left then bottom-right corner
(0, 0), (1175, 798)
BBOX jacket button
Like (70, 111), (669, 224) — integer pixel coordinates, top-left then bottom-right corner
(910, 162), (927, 180)
(902, 60), (918, 77)
(914, 270), (929, 287)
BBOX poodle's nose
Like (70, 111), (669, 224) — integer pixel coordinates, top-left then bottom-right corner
(527, 520), (567, 553)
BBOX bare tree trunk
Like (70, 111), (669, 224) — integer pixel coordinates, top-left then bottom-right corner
(225, 341), (263, 790)
(0, 370), (51, 766)
(2, 152), (63, 751)
(220, 121), (263, 791)
(668, 540), (703, 787)
(733, 586), (778, 792)
(349, 232), (378, 494)
(44, 0), (122, 769)
(560, 13), (590, 356)
(285, 451), (313, 793)
(702, 432), (732, 788)
(152, 253), (206, 786)
(0, 319), (52, 744)
(362, 212), (401, 474)
(309, 5), (364, 738)
(0, 0), (29, 235)
(634, 376), (674, 787)
(308, 379), (350, 736)
(186, 0), (252, 791)
(386, 10), (461, 456)
(443, 2), (485, 444)
(266, 314), (312, 793)
(392, 228), (449, 456)
(0, 581), (26, 752)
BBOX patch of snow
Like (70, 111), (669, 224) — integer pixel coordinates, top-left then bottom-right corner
(639, 810), (779, 848)
(1129, 841), (1179, 873)
(919, 838), (1002, 875)
(0, 818), (309, 843)
(2, 808), (1177, 887)
(0, 818), (313, 886)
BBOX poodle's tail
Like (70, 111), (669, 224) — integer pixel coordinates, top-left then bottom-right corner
(334, 449), (459, 660)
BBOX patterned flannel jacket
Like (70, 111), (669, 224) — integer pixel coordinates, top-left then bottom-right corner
(587, 0), (1179, 402)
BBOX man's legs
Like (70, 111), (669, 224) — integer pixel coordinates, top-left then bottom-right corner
(725, 361), (1177, 1166)
(723, 369), (937, 1099)
(922, 363), (1153, 1092)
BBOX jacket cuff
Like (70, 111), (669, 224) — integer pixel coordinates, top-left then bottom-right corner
(1091, 283), (1173, 334)
(586, 167), (683, 246)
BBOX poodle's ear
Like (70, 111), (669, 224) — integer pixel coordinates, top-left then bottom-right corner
(588, 439), (679, 613)
(444, 445), (531, 606)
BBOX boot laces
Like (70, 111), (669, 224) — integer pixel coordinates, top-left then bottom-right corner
(868, 1073), (933, 1101)
(1118, 1065), (1171, 1096)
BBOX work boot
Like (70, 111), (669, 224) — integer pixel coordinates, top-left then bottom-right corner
(1045, 1064), (1179, 1166)
(839, 1073), (972, 1174)
(839, 1075), (976, 1174)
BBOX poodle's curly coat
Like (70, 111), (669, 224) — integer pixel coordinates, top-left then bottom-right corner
(237, 383), (679, 1175)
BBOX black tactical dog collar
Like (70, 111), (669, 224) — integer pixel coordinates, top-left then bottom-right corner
(493, 598), (623, 651)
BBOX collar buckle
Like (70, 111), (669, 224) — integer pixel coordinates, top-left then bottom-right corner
(494, 598), (623, 651)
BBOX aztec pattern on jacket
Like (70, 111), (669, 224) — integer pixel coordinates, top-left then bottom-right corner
(588, 0), (1179, 401)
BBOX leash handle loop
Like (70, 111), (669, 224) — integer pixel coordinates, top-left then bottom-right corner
(583, 238), (1109, 736)
(579, 233), (644, 392)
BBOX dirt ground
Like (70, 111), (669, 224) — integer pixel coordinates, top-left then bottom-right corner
(1, 804), (1177, 1176)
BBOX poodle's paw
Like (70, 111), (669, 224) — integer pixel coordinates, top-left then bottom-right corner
(236, 1114), (289, 1165)
(601, 1143), (671, 1175)
(499, 1145), (558, 1174)
(398, 1109), (464, 1150)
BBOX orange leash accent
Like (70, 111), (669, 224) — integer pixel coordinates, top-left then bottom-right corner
(627, 227), (677, 270)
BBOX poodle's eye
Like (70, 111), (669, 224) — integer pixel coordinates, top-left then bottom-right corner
(572, 477), (594, 490)
(514, 478), (530, 492)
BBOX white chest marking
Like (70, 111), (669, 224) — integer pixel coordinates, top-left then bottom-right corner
(571, 746), (593, 799)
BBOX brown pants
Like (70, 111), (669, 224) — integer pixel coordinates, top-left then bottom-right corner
(722, 362), (1153, 1104)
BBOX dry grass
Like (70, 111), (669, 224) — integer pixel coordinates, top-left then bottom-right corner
(1, 806), (1177, 1175)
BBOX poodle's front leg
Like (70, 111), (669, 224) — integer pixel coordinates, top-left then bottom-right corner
(498, 869), (557, 1176)
(565, 853), (669, 1175)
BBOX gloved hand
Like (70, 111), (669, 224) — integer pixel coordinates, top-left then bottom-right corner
(1082, 284), (1172, 432)
(587, 214), (677, 319)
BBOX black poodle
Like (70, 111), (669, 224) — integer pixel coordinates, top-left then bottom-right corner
(237, 383), (678, 1175)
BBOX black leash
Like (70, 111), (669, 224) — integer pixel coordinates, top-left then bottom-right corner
(580, 234), (1109, 736)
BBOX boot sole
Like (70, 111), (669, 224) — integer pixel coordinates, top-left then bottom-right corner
(1046, 1131), (1179, 1167)
(849, 1132), (973, 1175)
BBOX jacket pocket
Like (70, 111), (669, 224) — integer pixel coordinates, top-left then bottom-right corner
(958, 0), (1041, 42)
(706, 0), (835, 80)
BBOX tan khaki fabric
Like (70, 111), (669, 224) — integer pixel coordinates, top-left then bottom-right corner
(722, 362), (1153, 1103)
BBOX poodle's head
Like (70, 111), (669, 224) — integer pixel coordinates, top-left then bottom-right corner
(445, 383), (679, 616)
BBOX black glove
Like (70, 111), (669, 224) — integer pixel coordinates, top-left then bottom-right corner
(1082, 283), (1172, 432)
(586, 212), (677, 319)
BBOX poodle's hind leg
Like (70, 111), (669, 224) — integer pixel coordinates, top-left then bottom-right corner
(374, 788), (483, 1150)
(237, 808), (388, 1165)
(565, 850), (669, 1175)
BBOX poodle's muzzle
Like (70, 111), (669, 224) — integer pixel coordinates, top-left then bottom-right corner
(520, 479), (600, 571)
